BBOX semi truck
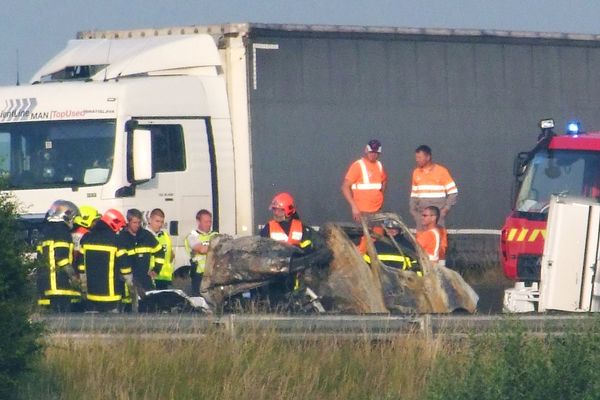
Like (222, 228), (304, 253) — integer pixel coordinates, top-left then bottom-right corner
(5, 23), (600, 270)
(501, 119), (600, 311)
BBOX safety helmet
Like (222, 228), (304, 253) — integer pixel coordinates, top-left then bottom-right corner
(383, 218), (401, 230)
(46, 200), (79, 228)
(270, 192), (296, 218)
(73, 205), (100, 229)
(100, 208), (126, 233)
(366, 139), (382, 153)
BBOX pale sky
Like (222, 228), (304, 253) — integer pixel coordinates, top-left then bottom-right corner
(3, 0), (600, 85)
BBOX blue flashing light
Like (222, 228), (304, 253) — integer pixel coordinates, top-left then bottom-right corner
(566, 120), (582, 135)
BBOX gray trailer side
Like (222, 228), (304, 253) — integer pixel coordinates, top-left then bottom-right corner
(244, 24), (600, 233)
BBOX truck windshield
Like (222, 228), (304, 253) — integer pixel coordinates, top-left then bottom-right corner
(516, 150), (600, 213)
(0, 120), (116, 189)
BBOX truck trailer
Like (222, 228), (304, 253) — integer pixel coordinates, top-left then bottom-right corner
(4, 23), (600, 269)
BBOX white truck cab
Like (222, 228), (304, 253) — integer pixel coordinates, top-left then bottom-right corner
(0, 35), (243, 270)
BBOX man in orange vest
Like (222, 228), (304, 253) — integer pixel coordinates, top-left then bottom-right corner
(416, 206), (448, 266)
(341, 139), (388, 222)
(409, 145), (458, 230)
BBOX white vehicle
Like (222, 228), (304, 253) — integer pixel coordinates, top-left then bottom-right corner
(504, 195), (600, 312)
(0, 32), (255, 268)
(7, 23), (600, 270)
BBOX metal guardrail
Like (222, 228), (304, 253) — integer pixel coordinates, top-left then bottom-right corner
(36, 314), (600, 340)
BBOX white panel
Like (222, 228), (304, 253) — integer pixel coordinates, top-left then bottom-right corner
(539, 199), (590, 311)
(586, 205), (600, 311)
(31, 35), (221, 83)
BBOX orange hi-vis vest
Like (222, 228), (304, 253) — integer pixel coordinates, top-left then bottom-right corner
(411, 164), (457, 200)
(269, 219), (303, 246)
(416, 227), (447, 262)
(346, 158), (386, 212)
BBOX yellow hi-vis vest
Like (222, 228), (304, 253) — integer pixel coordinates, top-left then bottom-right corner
(185, 230), (217, 274)
(155, 230), (173, 282)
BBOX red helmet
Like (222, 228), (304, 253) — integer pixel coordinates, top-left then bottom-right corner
(101, 209), (126, 232)
(270, 192), (296, 218)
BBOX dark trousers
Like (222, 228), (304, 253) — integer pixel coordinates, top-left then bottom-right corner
(48, 296), (73, 313)
(190, 270), (203, 296)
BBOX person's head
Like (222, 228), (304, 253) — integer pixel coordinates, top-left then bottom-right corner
(196, 209), (213, 232)
(74, 205), (100, 229)
(421, 206), (440, 228)
(269, 192), (296, 222)
(46, 200), (79, 229)
(383, 218), (401, 237)
(415, 145), (432, 168)
(101, 209), (126, 233)
(148, 208), (165, 233)
(126, 208), (143, 234)
(364, 139), (382, 163)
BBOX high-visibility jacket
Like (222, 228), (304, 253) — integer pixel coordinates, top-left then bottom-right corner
(185, 230), (218, 274)
(410, 163), (458, 201)
(362, 236), (418, 271)
(416, 227), (448, 263)
(345, 158), (387, 212)
(78, 221), (130, 302)
(269, 219), (304, 246)
(152, 229), (173, 282)
(36, 222), (80, 298)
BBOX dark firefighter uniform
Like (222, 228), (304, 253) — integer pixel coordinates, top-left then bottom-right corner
(36, 221), (80, 311)
(78, 220), (130, 310)
(363, 234), (420, 274)
(118, 228), (162, 291)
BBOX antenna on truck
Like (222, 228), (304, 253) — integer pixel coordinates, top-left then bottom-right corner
(16, 49), (20, 86)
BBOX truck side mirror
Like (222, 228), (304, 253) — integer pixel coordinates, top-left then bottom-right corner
(133, 128), (152, 182)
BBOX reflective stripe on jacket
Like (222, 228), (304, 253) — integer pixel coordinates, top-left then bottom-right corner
(269, 219), (303, 246)
(351, 159), (384, 190)
(37, 222), (80, 298)
(411, 164), (458, 199)
(185, 230), (217, 274)
(79, 221), (130, 302)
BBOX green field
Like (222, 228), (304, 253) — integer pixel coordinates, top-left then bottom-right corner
(19, 318), (600, 400)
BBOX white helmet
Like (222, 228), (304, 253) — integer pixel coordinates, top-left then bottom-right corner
(46, 200), (79, 228)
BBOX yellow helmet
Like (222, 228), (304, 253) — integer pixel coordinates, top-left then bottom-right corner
(73, 205), (100, 228)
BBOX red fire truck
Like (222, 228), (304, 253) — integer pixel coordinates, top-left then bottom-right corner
(501, 118), (600, 310)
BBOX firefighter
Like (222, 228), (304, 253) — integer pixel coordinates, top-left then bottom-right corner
(341, 139), (388, 222)
(415, 206), (448, 266)
(71, 205), (100, 260)
(146, 208), (174, 290)
(260, 192), (317, 249)
(410, 145), (458, 230)
(363, 218), (419, 273)
(36, 200), (81, 312)
(117, 208), (162, 293)
(260, 192), (331, 287)
(78, 208), (130, 312)
(185, 209), (218, 296)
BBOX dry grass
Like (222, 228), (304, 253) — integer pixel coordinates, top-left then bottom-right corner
(21, 329), (454, 400)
